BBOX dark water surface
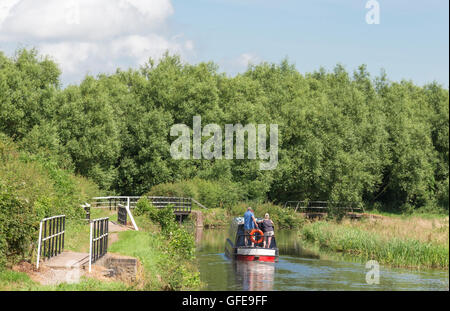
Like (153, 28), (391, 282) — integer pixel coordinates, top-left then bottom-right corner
(196, 229), (449, 291)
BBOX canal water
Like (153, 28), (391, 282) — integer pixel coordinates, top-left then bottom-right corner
(196, 229), (449, 291)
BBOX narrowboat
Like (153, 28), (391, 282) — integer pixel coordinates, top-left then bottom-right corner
(225, 217), (279, 262)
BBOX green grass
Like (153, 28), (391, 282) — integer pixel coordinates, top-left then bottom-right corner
(64, 209), (118, 253)
(0, 270), (129, 291)
(301, 221), (449, 269)
(0, 270), (36, 290)
(109, 231), (165, 289)
(365, 209), (449, 220)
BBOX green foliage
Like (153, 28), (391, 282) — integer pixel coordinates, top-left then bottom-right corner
(55, 77), (121, 190)
(134, 197), (154, 217)
(0, 184), (37, 268)
(202, 208), (229, 228)
(0, 49), (60, 140)
(0, 48), (448, 214)
(154, 205), (178, 234)
(136, 199), (196, 261)
(0, 135), (100, 268)
(146, 204), (196, 260)
(168, 228), (196, 260)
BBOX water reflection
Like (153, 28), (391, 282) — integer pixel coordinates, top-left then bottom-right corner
(195, 226), (203, 244)
(233, 261), (275, 291)
(276, 230), (320, 259)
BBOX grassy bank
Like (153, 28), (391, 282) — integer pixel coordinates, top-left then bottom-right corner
(109, 230), (201, 290)
(301, 216), (449, 269)
(117, 200), (202, 290)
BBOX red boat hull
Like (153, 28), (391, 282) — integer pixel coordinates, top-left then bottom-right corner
(236, 255), (276, 262)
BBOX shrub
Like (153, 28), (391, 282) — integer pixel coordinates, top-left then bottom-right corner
(168, 229), (195, 260)
(0, 135), (100, 268)
(135, 197), (154, 217)
(0, 185), (38, 269)
(136, 198), (196, 258)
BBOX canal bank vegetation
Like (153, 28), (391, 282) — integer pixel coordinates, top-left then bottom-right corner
(108, 230), (201, 290)
(0, 134), (100, 271)
(129, 198), (202, 290)
(301, 217), (449, 269)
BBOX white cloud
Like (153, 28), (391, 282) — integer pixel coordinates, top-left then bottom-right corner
(111, 34), (184, 65)
(0, 0), (193, 84)
(0, 0), (20, 25)
(0, 0), (174, 40)
(236, 53), (261, 67)
(39, 41), (98, 73)
(218, 52), (262, 76)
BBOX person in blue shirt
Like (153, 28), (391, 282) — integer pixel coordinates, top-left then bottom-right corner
(243, 207), (258, 247)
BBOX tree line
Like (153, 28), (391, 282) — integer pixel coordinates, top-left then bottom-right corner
(0, 49), (448, 213)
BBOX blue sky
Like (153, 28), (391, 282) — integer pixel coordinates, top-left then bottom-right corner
(169, 0), (449, 86)
(0, 0), (448, 87)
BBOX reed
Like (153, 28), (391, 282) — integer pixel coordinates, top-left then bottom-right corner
(301, 220), (449, 269)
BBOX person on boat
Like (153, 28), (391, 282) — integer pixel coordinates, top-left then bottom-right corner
(244, 207), (258, 247)
(261, 213), (275, 248)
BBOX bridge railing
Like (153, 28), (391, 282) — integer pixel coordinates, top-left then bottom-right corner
(91, 196), (193, 214)
(283, 201), (364, 213)
(149, 196), (192, 213)
(91, 196), (140, 210)
(89, 217), (109, 272)
(36, 215), (66, 269)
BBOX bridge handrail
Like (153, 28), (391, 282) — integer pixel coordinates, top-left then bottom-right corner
(283, 200), (364, 212)
(191, 198), (208, 209)
(90, 196), (195, 213)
